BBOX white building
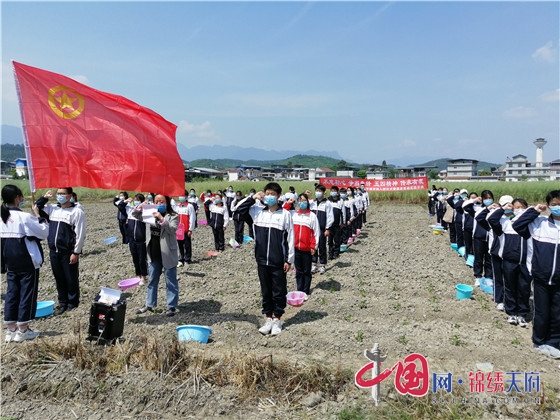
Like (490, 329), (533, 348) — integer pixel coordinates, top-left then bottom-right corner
(504, 139), (560, 181)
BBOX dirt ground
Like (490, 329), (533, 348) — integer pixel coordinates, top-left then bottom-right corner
(1, 201), (559, 419)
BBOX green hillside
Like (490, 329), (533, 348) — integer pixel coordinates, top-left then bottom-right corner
(412, 158), (502, 173)
(1, 143), (25, 163)
(188, 154), (341, 170)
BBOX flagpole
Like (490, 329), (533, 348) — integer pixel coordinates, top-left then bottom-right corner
(13, 61), (37, 198)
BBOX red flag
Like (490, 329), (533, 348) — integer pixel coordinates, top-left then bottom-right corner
(13, 61), (185, 196)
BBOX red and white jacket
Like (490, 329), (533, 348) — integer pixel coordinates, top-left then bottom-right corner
(283, 203), (321, 252)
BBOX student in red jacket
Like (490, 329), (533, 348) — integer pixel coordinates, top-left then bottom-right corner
(284, 194), (321, 297)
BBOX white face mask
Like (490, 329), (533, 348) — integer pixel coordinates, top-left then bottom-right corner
(513, 208), (525, 217)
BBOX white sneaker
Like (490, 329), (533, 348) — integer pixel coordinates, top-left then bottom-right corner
(507, 315), (518, 325)
(270, 318), (282, 336)
(474, 278), (480, 287)
(517, 316), (528, 328)
(318, 266), (326, 274)
(177, 261), (184, 268)
(496, 303), (505, 311)
(5, 329), (17, 343)
(258, 317), (274, 335)
(13, 328), (40, 342)
(311, 264), (318, 274)
(534, 344), (560, 359)
(139, 278), (145, 286)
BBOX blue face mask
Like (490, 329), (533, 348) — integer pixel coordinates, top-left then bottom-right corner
(504, 209), (513, 214)
(147, 195), (153, 201)
(340, 193), (347, 199)
(214, 199), (222, 205)
(453, 196), (459, 201)
(69, 198), (75, 203)
(461, 194), (467, 199)
(549, 206), (560, 217)
(133, 201), (141, 206)
(18, 199), (24, 207)
(178, 196), (186, 202)
(56, 194), (68, 204)
(330, 191), (338, 197)
(299, 202), (308, 210)
(315, 191), (323, 199)
(157, 204), (167, 213)
(264, 195), (277, 206)
(483, 199), (494, 207)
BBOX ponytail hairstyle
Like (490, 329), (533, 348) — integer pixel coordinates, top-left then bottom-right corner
(1, 184), (23, 224)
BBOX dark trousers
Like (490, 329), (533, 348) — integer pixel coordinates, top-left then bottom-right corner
(464, 229), (473, 256)
(454, 220), (464, 249)
(50, 251), (80, 308)
(328, 224), (342, 258)
(233, 219), (244, 245)
(473, 238), (492, 279)
(118, 218), (128, 244)
(204, 208), (211, 224)
(449, 222), (457, 244)
(342, 223), (352, 244)
(177, 236), (192, 263)
(295, 249), (313, 295)
(245, 216), (254, 239)
(312, 230), (327, 266)
(357, 212), (363, 229)
(257, 264), (287, 318)
(4, 268), (39, 324)
(212, 227), (225, 251)
(129, 241), (148, 276)
(502, 260), (531, 317)
(491, 254), (503, 303)
(532, 280), (560, 347)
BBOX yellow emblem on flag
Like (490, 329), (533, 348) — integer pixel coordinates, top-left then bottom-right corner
(48, 85), (85, 119)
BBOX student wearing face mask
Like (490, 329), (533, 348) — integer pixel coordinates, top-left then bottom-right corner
(307, 185), (334, 275)
(173, 191), (196, 266)
(187, 189), (200, 227)
(132, 194), (179, 317)
(463, 190), (495, 288)
(199, 189), (214, 224)
(445, 189), (461, 249)
(462, 192), (478, 265)
(124, 194), (148, 285)
(487, 197), (530, 327)
(204, 193), (229, 252)
(113, 192), (129, 244)
(35, 187), (86, 316)
(233, 182), (294, 336)
(230, 191), (245, 246)
(359, 182), (370, 225)
(513, 190), (560, 359)
(70, 192), (83, 210)
(2, 185), (49, 342)
(328, 186), (344, 260)
(339, 187), (355, 246)
(283, 194), (320, 298)
(225, 186), (236, 216)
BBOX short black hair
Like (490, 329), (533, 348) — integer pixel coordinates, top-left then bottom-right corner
(264, 182), (282, 195)
(545, 190), (560, 205)
(315, 184), (326, 192)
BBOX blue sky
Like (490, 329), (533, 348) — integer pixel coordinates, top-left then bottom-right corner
(2, 1), (559, 166)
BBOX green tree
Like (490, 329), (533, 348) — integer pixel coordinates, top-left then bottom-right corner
(337, 160), (347, 169)
(428, 169), (439, 180)
(356, 169), (367, 179)
(478, 169), (491, 176)
(382, 160), (387, 167)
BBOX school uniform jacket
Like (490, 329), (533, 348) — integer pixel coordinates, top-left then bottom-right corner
(463, 200), (490, 240)
(173, 202), (196, 232)
(328, 197), (344, 227)
(204, 200), (229, 229)
(283, 203), (320, 252)
(1, 207), (49, 271)
(487, 208), (527, 264)
(36, 197), (86, 255)
(310, 198), (333, 231)
(512, 208), (560, 286)
(234, 196), (295, 267)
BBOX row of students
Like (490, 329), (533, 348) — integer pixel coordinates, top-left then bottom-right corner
(439, 188), (560, 360)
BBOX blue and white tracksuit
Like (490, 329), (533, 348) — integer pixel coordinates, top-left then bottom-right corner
(513, 209), (560, 348)
(1, 207), (49, 325)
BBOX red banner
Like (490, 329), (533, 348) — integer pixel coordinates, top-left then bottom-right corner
(13, 61), (185, 196)
(319, 177), (428, 192)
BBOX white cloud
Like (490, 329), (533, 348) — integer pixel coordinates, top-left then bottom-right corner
(71, 75), (89, 85)
(402, 139), (416, 147)
(539, 89), (560, 102)
(503, 106), (537, 119)
(177, 120), (218, 139)
(531, 41), (557, 63)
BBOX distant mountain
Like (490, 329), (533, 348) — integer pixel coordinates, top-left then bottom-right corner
(1, 143), (25, 163)
(189, 154), (341, 170)
(177, 143), (343, 162)
(410, 158), (502, 173)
